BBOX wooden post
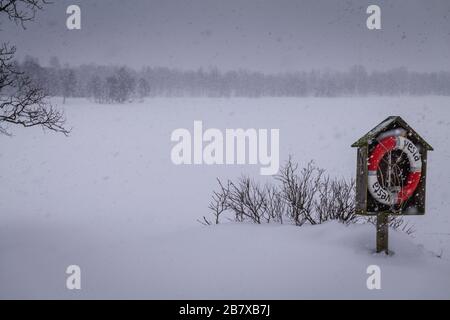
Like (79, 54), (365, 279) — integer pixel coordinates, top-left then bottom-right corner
(376, 212), (389, 254)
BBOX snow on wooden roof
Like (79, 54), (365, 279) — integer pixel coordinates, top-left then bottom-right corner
(351, 116), (434, 150)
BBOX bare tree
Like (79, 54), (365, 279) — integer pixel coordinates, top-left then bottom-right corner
(137, 77), (150, 100)
(61, 67), (76, 104)
(0, 0), (51, 27)
(0, 0), (68, 135)
(105, 75), (119, 103)
(88, 75), (105, 103)
(116, 67), (135, 103)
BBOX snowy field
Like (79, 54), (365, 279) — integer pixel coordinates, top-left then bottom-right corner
(0, 96), (449, 299)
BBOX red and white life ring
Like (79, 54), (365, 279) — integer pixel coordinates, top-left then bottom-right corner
(368, 136), (422, 206)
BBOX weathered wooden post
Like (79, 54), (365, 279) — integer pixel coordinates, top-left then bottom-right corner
(376, 212), (389, 254)
(352, 116), (433, 254)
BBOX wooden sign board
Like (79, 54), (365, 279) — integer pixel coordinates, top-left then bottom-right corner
(352, 116), (433, 216)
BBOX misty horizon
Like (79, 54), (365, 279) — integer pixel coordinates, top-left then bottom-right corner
(18, 54), (450, 76)
(17, 55), (450, 99)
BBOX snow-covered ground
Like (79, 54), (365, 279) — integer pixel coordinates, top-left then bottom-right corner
(0, 96), (449, 299)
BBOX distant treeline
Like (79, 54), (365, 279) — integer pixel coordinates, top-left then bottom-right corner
(16, 56), (450, 102)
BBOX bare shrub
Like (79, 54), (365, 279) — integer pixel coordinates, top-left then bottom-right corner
(201, 157), (413, 236)
(200, 179), (230, 225)
(364, 216), (416, 236)
(276, 159), (324, 226)
(315, 177), (357, 224)
(389, 217), (416, 236)
(263, 185), (285, 224)
(226, 176), (268, 224)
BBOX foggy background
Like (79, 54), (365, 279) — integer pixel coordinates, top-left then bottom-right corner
(2, 1), (450, 299)
(2, 0), (450, 73)
(3, 0), (450, 99)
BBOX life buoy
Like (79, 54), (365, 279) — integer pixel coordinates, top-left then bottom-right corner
(368, 136), (422, 206)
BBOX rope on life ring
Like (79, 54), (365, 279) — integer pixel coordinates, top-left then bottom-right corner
(368, 136), (422, 206)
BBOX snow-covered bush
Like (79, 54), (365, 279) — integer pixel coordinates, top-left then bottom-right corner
(276, 158), (357, 226)
(201, 157), (414, 235)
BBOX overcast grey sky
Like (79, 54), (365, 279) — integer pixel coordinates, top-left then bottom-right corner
(2, 0), (450, 72)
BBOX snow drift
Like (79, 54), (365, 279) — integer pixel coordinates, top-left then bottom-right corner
(0, 96), (449, 299)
